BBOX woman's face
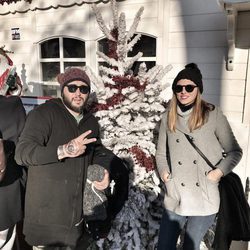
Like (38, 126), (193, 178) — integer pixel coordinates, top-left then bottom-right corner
(175, 79), (198, 106)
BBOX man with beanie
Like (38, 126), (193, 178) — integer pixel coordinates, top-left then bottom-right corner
(15, 67), (115, 250)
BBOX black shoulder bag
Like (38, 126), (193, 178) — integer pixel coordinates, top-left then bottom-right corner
(184, 133), (250, 250)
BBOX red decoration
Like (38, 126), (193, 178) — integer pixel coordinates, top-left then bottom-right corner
(129, 145), (156, 172)
(91, 75), (147, 112)
(91, 93), (125, 112)
(108, 29), (118, 60)
(111, 76), (146, 91)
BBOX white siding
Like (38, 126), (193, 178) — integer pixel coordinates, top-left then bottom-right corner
(166, 0), (248, 124)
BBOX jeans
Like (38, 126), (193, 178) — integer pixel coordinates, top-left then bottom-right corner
(157, 209), (216, 250)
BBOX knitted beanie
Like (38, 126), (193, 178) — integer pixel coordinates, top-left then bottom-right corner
(57, 67), (91, 89)
(172, 63), (203, 93)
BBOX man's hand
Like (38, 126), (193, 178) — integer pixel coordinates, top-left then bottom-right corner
(57, 130), (96, 160)
(94, 169), (110, 191)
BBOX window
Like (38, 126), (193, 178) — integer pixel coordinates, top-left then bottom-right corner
(39, 37), (86, 96)
(98, 34), (156, 75)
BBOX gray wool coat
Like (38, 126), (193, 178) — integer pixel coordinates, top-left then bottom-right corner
(156, 106), (243, 216)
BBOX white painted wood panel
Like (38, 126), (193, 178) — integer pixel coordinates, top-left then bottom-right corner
(203, 95), (244, 112)
(170, 0), (222, 17)
(168, 47), (227, 63)
(170, 13), (226, 32)
(35, 8), (90, 27)
(223, 111), (243, 122)
(204, 79), (245, 96)
(169, 31), (227, 48)
(0, 15), (30, 30)
(166, 63), (247, 80)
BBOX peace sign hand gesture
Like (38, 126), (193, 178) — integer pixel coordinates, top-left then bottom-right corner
(57, 130), (96, 160)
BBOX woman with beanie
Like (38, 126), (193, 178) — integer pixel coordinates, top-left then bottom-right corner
(156, 63), (242, 250)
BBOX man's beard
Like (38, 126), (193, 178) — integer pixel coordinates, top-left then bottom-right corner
(62, 94), (85, 114)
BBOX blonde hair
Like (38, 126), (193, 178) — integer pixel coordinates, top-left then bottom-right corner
(167, 91), (213, 132)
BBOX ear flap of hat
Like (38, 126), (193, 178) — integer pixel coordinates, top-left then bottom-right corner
(57, 73), (64, 86)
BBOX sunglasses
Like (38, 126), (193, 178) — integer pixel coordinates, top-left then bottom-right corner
(66, 85), (90, 94)
(174, 85), (197, 93)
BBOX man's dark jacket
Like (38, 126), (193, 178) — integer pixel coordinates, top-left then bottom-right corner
(0, 95), (26, 230)
(15, 98), (114, 247)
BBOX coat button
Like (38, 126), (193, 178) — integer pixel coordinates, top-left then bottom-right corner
(196, 182), (200, 187)
(193, 160), (197, 164)
(176, 139), (180, 143)
(178, 161), (182, 165)
(190, 136), (194, 141)
(181, 183), (185, 186)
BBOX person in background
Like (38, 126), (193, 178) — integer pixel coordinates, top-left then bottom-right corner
(155, 63), (242, 250)
(0, 95), (26, 250)
(15, 67), (115, 250)
(0, 132), (6, 182)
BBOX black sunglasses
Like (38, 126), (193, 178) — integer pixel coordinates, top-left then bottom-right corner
(174, 85), (197, 93)
(66, 85), (90, 94)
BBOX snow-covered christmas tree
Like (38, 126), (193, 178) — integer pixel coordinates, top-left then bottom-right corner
(85, 0), (172, 249)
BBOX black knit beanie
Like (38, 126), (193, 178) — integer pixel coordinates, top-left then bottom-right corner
(172, 63), (203, 93)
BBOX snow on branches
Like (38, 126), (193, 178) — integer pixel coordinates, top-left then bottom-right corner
(88, 0), (172, 248)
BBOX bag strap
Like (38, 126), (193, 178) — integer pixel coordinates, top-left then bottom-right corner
(166, 136), (172, 173)
(184, 133), (216, 170)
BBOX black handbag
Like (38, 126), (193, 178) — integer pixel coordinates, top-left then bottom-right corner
(184, 133), (250, 249)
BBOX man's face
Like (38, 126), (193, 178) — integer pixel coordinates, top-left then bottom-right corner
(62, 80), (90, 115)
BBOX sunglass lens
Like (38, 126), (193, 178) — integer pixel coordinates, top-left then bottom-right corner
(67, 85), (77, 93)
(79, 86), (90, 94)
(185, 85), (196, 92)
(175, 85), (183, 93)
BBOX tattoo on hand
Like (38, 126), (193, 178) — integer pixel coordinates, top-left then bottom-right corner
(66, 141), (76, 154)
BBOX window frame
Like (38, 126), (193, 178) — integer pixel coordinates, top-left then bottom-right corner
(39, 36), (86, 83)
(96, 32), (157, 69)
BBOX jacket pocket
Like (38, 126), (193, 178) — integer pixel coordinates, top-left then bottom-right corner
(164, 178), (180, 209)
(205, 176), (220, 203)
(26, 178), (73, 227)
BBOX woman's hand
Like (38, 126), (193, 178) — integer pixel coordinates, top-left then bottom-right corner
(207, 168), (224, 182)
(161, 172), (171, 183)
